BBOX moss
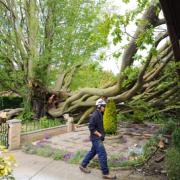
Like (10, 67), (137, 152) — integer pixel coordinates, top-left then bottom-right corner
(103, 99), (117, 135)
(172, 128), (180, 150)
(165, 148), (180, 180)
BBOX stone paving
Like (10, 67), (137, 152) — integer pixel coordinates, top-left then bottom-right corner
(14, 123), (163, 180)
(13, 150), (162, 180)
(34, 123), (159, 158)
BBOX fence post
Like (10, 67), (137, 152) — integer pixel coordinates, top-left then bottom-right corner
(63, 114), (75, 132)
(7, 119), (21, 150)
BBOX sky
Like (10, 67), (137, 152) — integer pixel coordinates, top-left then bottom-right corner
(99, 1), (168, 75)
(100, 0), (138, 74)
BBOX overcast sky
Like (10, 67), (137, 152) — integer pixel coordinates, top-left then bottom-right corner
(100, 0), (137, 74)
(99, 1), (167, 75)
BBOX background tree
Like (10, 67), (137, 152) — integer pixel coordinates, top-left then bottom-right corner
(0, 0), (179, 123)
(0, 0), (111, 118)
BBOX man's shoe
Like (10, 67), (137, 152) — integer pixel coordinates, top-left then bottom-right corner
(102, 173), (117, 179)
(79, 165), (91, 173)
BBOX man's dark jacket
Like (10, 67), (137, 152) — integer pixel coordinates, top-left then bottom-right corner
(88, 110), (105, 141)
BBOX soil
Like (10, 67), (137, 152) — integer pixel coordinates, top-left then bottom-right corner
(132, 148), (168, 179)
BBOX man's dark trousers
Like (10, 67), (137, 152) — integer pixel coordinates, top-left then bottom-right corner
(81, 139), (109, 175)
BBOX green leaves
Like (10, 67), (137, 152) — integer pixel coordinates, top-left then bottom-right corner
(122, 0), (130, 3)
(136, 26), (155, 49)
(104, 99), (117, 135)
(0, 0), (110, 93)
(122, 66), (139, 88)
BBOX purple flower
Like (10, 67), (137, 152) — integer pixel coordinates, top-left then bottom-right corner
(45, 134), (50, 139)
(63, 153), (73, 160)
(35, 140), (44, 147)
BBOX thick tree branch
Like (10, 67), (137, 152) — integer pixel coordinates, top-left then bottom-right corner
(120, 3), (160, 72)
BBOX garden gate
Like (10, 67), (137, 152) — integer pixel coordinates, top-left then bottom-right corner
(0, 122), (9, 148)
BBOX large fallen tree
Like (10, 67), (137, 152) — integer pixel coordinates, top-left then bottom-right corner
(0, 0), (179, 123)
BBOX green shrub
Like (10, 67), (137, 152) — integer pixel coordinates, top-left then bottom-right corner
(159, 120), (176, 135)
(53, 149), (64, 160)
(22, 143), (37, 154)
(132, 109), (145, 123)
(165, 148), (180, 180)
(172, 128), (180, 150)
(18, 111), (33, 122)
(68, 150), (86, 164)
(0, 146), (16, 179)
(103, 99), (117, 134)
(143, 138), (158, 159)
(36, 145), (53, 157)
(117, 113), (130, 122)
(0, 96), (23, 110)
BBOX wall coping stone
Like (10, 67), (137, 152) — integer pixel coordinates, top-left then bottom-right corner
(7, 119), (22, 124)
(21, 124), (67, 135)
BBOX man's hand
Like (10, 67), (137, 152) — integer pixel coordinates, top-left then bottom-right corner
(94, 131), (104, 141)
(94, 130), (102, 137)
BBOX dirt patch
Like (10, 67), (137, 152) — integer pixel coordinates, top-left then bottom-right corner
(130, 148), (168, 180)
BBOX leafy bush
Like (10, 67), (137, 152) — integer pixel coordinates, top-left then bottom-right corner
(18, 110), (33, 122)
(130, 99), (154, 123)
(68, 150), (86, 164)
(36, 145), (54, 157)
(117, 113), (129, 122)
(159, 120), (176, 135)
(103, 99), (117, 134)
(172, 128), (180, 150)
(53, 149), (64, 160)
(22, 143), (37, 154)
(0, 96), (23, 110)
(0, 146), (16, 179)
(142, 137), (158, 159)
(165, 148), (180, 180)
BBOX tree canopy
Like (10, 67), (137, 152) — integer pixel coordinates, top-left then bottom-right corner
(0, 0), (179, 122)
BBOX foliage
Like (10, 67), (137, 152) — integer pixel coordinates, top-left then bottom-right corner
(142, 137), (158, 159)
(0, 146), (16, 179)
(117, 113), (130, 122)
(53, 149), (64, 160)
(70, 63), (116, 90)
(150, 113), (167, 124)
(0, 96), (23, 110)
(172, 128), (180, 150)
(122, 66), (139, 88)
(165, 148), (180, 180)
(158, 120), (177, 135)
(21, 117), (65, 133)
(18, 111), (34, 122)
(0, 0), (109, 94)
(22, 143), (37, 154)
(108, 152), (144, 168)
(109, 157), (144, 168)
(121, 100), (154, 123)
(68, 150), (86, 164)
(104, 99), (117, 134)
(36, 145), (54, 157)
(23, 144), (54, 157)
(23, 143), (86, 165)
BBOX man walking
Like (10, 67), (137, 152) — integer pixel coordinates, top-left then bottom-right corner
(79, 99), (116, 179)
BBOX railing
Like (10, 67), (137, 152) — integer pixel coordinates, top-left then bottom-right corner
(0, 123), (9, 148)
(21, 118), (65, 133)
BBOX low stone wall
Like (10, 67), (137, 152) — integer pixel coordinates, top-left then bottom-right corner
(21, 125), (67, 144)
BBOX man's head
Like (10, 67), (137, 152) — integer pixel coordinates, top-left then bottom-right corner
(96, 98), (106, 112)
